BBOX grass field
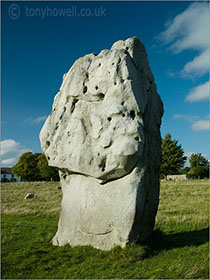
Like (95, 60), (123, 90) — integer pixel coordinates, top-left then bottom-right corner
(1, 179), (209, 279)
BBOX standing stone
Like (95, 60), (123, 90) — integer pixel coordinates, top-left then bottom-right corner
(40, 37), (164, 250)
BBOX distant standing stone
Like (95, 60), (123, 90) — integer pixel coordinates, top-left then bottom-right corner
(25, 193), (34, 199)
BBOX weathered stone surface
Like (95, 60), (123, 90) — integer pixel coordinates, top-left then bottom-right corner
(40, 37), (164, 250)
(25, 193), (34, 199)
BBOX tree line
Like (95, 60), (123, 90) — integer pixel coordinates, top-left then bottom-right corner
(12, 133), (208, 181)
(160, 133), (209, 179)
(12, 152), (59, 181)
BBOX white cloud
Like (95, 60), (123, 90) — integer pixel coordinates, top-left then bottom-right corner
(158, 2), (208, 52)
(185, 81), (209, 102)
(173, 113), (209, 132)
(30, 115), (47, 124)
(173, 113), (199, 123)
(167, 69), (176, 78)
(191, 120), (209, 131)
(0, 139), (32, 167)
(157, 2), (209, 78)
(24, 115), (47, 125)
(173, 114), (183, 119)
(181, 50), (209, 78)
(1, 158), (17, 166)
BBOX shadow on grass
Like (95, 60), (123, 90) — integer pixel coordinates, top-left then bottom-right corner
(165, 227), (209, 249)
(140, 227), (209, 259)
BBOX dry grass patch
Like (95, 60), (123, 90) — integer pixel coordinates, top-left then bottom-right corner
(2, 179), (209, 224)
(156, 179), (209, 227)
(1, 181), (62, 215)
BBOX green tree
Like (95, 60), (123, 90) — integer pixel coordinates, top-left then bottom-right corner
(181, 167), (190, 174)
(188, 166), (209, 178)
(13, 152), (60, 181)
(189, 153), (208, 168)
(188, 153), (209, 178)
(37, 154), (59, 181)
(12, 152), (41, 181)
(160, 133), (187, 177)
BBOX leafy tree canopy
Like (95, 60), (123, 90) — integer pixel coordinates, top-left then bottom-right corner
(12, 152), (41, 181)
(12, 152), (59, 181)
(188, 166), (209, 178)
(188, 153), (209, 178)
(189, 153), (209, 168)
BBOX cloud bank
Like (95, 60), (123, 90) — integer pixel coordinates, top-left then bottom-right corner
(158, 2), (209, 134)
(1, 139), (32, 167)
(157, 2), (209, 78)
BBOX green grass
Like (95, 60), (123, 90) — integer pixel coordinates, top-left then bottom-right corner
(1, 179), (209, 279)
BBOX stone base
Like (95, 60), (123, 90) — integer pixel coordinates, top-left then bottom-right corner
(52, 164), (158, 251)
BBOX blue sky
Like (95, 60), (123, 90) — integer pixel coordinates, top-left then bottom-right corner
(1, 1), (209, 167)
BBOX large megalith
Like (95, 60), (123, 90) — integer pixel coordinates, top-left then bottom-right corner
(40, 37), (164, 250)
